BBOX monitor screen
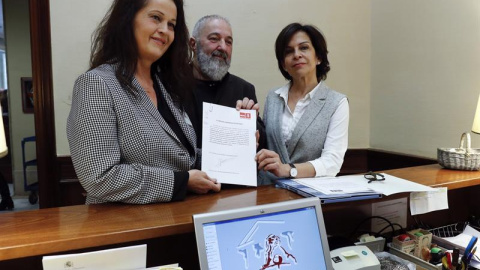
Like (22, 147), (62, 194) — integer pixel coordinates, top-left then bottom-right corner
(193, 197), (333, 270)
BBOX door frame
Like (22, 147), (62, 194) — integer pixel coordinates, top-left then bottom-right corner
(29, 0), (58, 208)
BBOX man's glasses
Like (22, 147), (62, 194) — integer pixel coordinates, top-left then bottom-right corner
(364, 171), (385, 183)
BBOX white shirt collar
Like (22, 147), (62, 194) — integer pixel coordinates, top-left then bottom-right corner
(275, 81), (323, 101)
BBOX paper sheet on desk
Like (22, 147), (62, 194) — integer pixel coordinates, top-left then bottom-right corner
(365, 173), (436, 195)
(148, 264), (181, 269)
(409, 187), (448, 215)
(296, 176), (375, 195)
(296, 174), (435, 196)
(201, 102), (257, 186)
(442, 225), (480, 268)
(42, 244), (146, 270)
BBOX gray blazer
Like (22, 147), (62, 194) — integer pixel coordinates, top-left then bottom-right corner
(260, 82), (346, 184)
(67, 64), (198, 204)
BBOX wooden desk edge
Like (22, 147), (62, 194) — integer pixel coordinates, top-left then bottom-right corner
(0, 222), (193, 261)
(3, 164), (480, 261)
(383, 164), (480, 190)
(0, 186), (299, 261)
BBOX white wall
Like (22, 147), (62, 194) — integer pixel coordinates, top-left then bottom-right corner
(4, 0), (36, 194)
(51, 0), (480, 160)
(371, 0), (480, 158)
(184, 0), (372, 149)
(51, 0), (372, 156)
(50, 1), (111, 156)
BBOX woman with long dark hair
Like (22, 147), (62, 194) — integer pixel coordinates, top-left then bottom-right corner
(67, 0), (220, 204)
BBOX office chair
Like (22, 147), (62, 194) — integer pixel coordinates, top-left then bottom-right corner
(21, 136), (38, 204)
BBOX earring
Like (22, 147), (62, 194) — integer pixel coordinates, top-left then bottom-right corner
(317, 61), (321, 65)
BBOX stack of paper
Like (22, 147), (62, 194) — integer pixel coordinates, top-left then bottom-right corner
(276, 174), (436, 204)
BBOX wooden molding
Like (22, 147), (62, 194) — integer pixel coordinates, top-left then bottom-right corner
(339, 149), (369, 175)
(57, 156), (77, 179)
(57, 156), (85, 206)
(367, 149), (437, 171)
(30, 0), (59, 208)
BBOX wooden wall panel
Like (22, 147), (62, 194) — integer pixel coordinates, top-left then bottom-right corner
(367, 149), (436, 172)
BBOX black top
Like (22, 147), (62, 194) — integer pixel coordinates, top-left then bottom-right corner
(194, 80), (222, 105)
(153, 80), (191, 201)
(154, 81), (194, 156)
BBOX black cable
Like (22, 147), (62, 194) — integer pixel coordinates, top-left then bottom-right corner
(411, 215), (430, 230)
(378, 222), (405, 236)
(412, 215), (420, 227)
(349, 216), (395, 240)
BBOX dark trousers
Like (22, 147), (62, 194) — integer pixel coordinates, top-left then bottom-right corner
(0, 173), (10, 198)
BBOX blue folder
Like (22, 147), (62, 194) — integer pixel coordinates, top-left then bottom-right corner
(275, 179), (382, 204)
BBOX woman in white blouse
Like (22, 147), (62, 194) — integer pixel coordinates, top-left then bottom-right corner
(256, 23), (349, 184)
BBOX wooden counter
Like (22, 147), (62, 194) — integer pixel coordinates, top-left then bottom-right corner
(383, 164), (480, 190)
(1, 164), (480, 267)
(0, 185), (301, 261)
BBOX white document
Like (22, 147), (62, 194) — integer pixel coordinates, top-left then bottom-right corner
(371, 198), (408, 233)
(147, 264), (181, 270)
(363, 173), (436, 196)
(294, 173), (435, 196)
(201, 102), (257, 186)
(409, 187), (449, 215)
(42, 244), (146, 270)
(296, 176), (376, 195)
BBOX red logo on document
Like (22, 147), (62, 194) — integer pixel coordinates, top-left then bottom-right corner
(240, 112), (251, 119)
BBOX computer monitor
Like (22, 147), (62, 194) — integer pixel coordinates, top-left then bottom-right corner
(193, 197), (333, 270)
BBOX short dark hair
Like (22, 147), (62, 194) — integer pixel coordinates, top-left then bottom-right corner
(275, 23), (330, 82)
(90, 0), (193, 103)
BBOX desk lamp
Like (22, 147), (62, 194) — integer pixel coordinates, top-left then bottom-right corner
(0, 104), (7, 158)
(472, 95), (480, 135)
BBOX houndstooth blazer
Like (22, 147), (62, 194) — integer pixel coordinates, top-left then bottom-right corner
(67, 63), (199, 204)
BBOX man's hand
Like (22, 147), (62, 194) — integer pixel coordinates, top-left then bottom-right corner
(236, 97), (259, 116)
(236, 98), (261, 148)
(187, 170), (221, 194)
(255, 149), (290, 177)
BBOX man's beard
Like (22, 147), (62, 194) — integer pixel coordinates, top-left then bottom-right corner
(196, 44), (231, 81)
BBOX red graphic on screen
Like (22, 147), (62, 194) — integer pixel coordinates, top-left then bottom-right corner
(240, 112), (251, 119)
(261, 234), (297, 269)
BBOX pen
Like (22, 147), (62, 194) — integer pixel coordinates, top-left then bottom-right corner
(467, 252), (474, 264)
(443, 256), (451, 270)
(461, 254), (470, 270)
(465, 236), (478, 257)
(446, 252), (453, 269)
(452, 248), (459, 267)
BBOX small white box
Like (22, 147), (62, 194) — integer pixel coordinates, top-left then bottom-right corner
(355, 236), (386, 253)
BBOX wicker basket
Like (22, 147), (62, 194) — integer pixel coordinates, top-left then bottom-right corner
(437, 132), (480, 170)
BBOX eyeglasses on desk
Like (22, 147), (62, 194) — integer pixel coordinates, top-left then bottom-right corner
(364, 171), (385, 183)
